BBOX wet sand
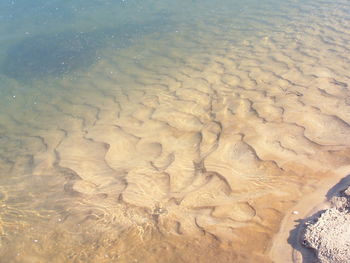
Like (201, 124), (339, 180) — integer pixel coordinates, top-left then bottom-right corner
(0, 0), (350, 262)
(269, 165), (350, 262)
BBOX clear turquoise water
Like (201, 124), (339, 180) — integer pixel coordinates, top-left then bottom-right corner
(0, 0), (349, 262)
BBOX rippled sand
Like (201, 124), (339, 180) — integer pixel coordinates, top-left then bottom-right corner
(0, 0), (350, 262)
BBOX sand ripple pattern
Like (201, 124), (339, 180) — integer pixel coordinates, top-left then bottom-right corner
(0, 0), (350, 262)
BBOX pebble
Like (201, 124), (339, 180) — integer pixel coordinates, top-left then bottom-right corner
(292, 210), (299, 215)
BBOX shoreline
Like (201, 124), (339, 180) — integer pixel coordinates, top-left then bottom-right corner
(269, 165), (350, 263)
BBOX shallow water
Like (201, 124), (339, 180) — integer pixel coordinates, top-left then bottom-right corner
(0, 0), (350, 262)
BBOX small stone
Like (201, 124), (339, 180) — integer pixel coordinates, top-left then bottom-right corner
(344, 187), (350, 197)
(292, 210), (299, 215)
(331, 196), (348, 210)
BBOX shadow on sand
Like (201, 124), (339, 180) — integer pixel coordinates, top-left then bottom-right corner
(286, 174), (350, 262)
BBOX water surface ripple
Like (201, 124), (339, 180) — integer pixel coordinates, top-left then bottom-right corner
(0, 0), (349, 262)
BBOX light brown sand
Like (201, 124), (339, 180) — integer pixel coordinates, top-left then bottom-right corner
(0, 1), (349, 262)
(269, 165), (350, 263)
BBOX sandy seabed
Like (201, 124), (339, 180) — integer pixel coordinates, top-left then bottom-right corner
(0, 1), (350, 263)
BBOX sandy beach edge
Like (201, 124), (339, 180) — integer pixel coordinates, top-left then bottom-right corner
(269, 165), (350, 263)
